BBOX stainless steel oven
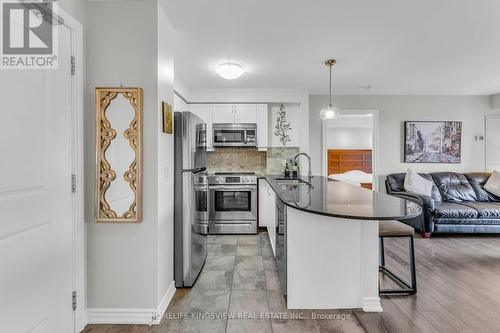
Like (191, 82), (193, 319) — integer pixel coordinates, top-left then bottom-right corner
(212, 123), (257, 147)
(208, 173), (257, 234)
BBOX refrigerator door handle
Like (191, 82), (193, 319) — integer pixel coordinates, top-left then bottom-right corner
(181, 167), (207, 174)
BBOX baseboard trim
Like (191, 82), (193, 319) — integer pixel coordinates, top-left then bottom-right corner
(87, 281), (177, 325)
(154, 281), (176, 324)
(362, 297), (383, 312)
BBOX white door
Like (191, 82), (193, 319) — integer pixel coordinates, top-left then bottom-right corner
(486, 116), (500, 172)
(234, 104), (257, 123)
(212, 104), (235, 123)
(0, 24), (75, 333)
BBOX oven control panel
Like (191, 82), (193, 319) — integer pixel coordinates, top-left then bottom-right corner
(209, 175), (257, 185)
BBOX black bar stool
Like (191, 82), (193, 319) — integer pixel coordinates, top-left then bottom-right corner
(379, 220), (417, 295)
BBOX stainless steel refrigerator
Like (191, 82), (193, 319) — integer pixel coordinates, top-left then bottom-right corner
(174, 111), (208, 287)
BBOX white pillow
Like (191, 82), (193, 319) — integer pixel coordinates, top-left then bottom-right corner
(484, 171), (500, 197)
(404, 168), (433, 197)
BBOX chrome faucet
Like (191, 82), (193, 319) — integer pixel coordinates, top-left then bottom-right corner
(293, 152), (313, 183)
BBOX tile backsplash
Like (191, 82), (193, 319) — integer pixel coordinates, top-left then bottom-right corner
(266, 147), (300, 175)
(207, 147), (300, 176)
(207, 148), (267, 175)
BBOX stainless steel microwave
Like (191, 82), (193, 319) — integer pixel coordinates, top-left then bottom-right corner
(212, 123), (257, 147)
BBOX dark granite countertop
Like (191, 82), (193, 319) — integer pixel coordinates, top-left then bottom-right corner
(265, 175), (422, 221)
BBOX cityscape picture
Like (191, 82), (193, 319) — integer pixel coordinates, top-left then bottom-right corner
(404, 121), (462, 163)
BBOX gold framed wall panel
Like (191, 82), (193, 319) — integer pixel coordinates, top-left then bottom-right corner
(95, 87), (143, 223)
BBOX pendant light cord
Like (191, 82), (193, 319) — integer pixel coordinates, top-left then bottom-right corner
(329, 63), (332, 107)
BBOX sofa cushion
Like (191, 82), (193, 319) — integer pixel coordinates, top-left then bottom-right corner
(433, 202), (478, 219)
(404, 168), (433, 197)
(464, 172), (497, 202)
(461, 202), (500, 219)
(484, 171), (500, 198)
(386, 173), (442, 201)
(431, 172), (477, 202)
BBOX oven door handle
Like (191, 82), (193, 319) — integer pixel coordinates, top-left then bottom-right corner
(209, 185), (257, 190)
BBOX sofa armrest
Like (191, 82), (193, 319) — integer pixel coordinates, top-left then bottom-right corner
(390, 191), (435, 211)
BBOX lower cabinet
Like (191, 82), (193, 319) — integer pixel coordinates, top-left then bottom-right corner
(258, 179), (268, 227)
(258, 179), (277, 257)
(268, 189), (276, 256)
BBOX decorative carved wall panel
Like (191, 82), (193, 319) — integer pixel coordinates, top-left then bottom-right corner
(95, 88), (142, 223)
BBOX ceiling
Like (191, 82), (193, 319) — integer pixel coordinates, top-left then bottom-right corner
(164, 0), (500, 95)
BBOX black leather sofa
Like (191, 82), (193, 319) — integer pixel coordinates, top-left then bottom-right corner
(385, 172), (500, 237)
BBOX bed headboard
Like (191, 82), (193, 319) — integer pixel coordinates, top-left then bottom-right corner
(327, 149), (372, 175)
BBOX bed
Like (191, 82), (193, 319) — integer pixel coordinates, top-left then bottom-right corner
(327, 149), (373, 189)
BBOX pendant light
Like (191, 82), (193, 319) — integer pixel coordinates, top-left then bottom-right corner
(320, 59), (340, 120)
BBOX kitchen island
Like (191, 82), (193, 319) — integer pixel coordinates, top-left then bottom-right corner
(259, 176), (422, 312)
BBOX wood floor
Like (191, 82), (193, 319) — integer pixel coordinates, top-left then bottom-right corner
(83, 233), (500, 333)
(356, 234), (500, 333)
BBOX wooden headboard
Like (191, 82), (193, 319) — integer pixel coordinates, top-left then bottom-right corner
(327, 149), (372, 176)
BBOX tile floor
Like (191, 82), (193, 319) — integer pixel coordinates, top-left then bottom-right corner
(84, 231), (365, 333)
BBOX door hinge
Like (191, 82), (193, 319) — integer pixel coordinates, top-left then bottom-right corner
(72, 291), (77, 311)
(70, 56), (76, 76)
(71, 174), (77, 193)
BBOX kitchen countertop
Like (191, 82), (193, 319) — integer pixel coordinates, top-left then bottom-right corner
(265, 175), (422, 221)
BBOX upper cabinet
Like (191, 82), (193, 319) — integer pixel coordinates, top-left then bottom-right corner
(189, 103), (268, 150)
(256, 104), (268, 151)
(213, 104), (257, 123)
(190, 104), (214, 150)
(234, 104), (257, 123)
(212, 104), (234, 123)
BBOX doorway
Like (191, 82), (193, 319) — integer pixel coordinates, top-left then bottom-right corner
(0, 9), (83, 333)
(486, 115), (500, 172)
(322, 110), (380, 191)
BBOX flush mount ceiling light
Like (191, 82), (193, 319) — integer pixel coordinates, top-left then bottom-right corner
(215, 62), (245, 80)
(320, 59), (340, 120)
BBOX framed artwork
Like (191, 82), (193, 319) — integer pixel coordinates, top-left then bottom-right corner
(162, 102), (173, 134)
(404, 121), (462, 163)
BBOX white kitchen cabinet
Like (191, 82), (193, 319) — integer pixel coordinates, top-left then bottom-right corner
(190, 104), (214, 150)
(258, 179), (276, 256)
(212, 104), (257, 123)
(212, 104), (235, 123)
(258, 179), (269, 227)
(233, 104), (257, 123)
(268, 184), (276, 256)
(256, 104), (268, 150)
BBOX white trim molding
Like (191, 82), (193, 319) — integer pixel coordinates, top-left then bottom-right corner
(321, 109), (380, 191)
(87, 282), (176, 325)
(362, 297), (383, 312)
(155, 282), (177, 324)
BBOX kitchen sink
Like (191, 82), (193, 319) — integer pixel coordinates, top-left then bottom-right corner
(275, 178), (310, 186)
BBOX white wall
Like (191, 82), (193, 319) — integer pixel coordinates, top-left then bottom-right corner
(326, 127), (372, 149)
(174, 74), (191, 101)
(59, 0), (86, 25)
(85, 0), (175, 315)
(492, 93), (500, 109)
(188, 89), (309, 153)
(157, 0), (175, 308)
(309, 95), (498, 187)
(269, 103), (300, 147)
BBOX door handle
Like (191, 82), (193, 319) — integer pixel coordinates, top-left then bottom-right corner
(182, 167), (207, 174)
